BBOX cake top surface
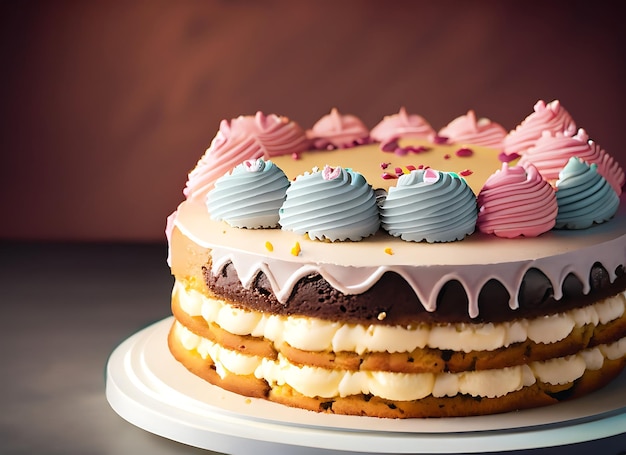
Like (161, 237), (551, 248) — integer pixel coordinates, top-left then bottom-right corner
(175, 99), (624, 245)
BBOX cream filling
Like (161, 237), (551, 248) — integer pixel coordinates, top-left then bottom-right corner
(173, 321), (626, 401)
(174, 280), (626, 353)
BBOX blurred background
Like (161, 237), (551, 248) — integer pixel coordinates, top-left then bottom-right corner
(1, 0), (625, 242)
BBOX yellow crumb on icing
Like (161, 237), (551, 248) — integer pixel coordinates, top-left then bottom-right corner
(291, 242), (301, 256)
(384, 247), (394, 255)
(265, 241), (274, 252)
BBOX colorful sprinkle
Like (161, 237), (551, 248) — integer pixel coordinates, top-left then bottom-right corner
(394, 147), (409, 156)
(433, 135), (449, 144)
(459, 169), (473, 177)
(384, 247), (394, 255)
(322, 165), (342, 180)
(381, 140), (398, 152)
(394, 167), (404, 175)
(380, 162), (390, 170)
(455, 147), (473, 157)
(291, 241), (301, 256)
(499, 151), (520, 163)
(382, 172), (397, 180)
(243, 158), (264, 172)
(291, 152), (300, 160)
(423, 168), (440, 183)
(265, 241), (274, 252)
(406, 165), (417, 171)
(443, 154), (451, 160)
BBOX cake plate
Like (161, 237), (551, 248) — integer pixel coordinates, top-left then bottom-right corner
(106, 317), (626, 454)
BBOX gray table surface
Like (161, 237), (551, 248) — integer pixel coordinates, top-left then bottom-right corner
(1, 241), (624, 455)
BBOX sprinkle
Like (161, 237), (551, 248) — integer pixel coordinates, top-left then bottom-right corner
(443, 154), (451, 160)
(243, 158), (264, 172)
(423, 168), (439, 183)
(322, 165), (342, 180)
(394, 147), (409, 156)
(380, 162), (390, 170)
(499, 151), (520, 163)
(417, 164), (425, 169)
(459, 169), (473, 176)
(291, 152), (300, 160)
(382, 172), (398, 180)
(377, 312), (387, 321)
(394, 167), (404, 175)
(265, 241), (274, 252)
(291, 241), (301, 256)
(455, 147), (473, 157)
(406, 165), (417, 171)
(405, 145), (430, 154)
(433, 135), (449, 144)
(384, 247), (394, 255)
(381, 140), (399, 152)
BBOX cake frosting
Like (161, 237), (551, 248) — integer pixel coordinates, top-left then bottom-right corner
(207, 158), (290, 228)
(184, 112), (310, 200)
(437, 110), (507, 149)
(278, 165), (380, 242)
(369, 107), (435, 150)
(306, 108), (370, 150)
(380, 169), (477, 242)
(476, 163), (558, 238)
(518, 128), (625, 195)
(166, 99), (626, 418)
(503, 99), (577, 157)
(554, 157), (620, 229)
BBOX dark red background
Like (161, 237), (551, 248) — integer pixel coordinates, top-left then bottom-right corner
(1, 0), (625, 242)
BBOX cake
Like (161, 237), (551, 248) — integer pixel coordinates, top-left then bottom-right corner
(166, 100), (626, 418)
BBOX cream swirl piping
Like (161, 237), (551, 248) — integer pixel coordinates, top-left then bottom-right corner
(555, 157), (620, 229)
(519, 128), (624, 195)
(306, 108), (370, 149)
(503, 99), (577, 156)
(207, 159), (290, 228)
(279, 166), (380, 241)
(438, 110), (507, 149)
(380, 169), (477, 243)
(184, 112), (310, 202)
(370, 107), (435, 147)
(477, 163), (558, 238)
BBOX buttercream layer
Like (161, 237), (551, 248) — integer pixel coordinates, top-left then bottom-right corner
(169, 320), (626, 402)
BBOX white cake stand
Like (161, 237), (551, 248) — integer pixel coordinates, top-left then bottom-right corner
(105, 317), (626, 454)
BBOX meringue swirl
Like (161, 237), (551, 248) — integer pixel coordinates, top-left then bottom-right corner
(370, 107), (435, 147)
(306, 108), (370, 149)
(207, 159), (290, 228)
(438, 110), (507, 149)
(554, 157), (620, 229)
(477, 163), (558, 238)
(279, 166), (380, 241)
(503, 100), (577, 156)
(519, 128), (625, 195)
(380, 168), (478, 243)
(184, 112), (310, 202)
